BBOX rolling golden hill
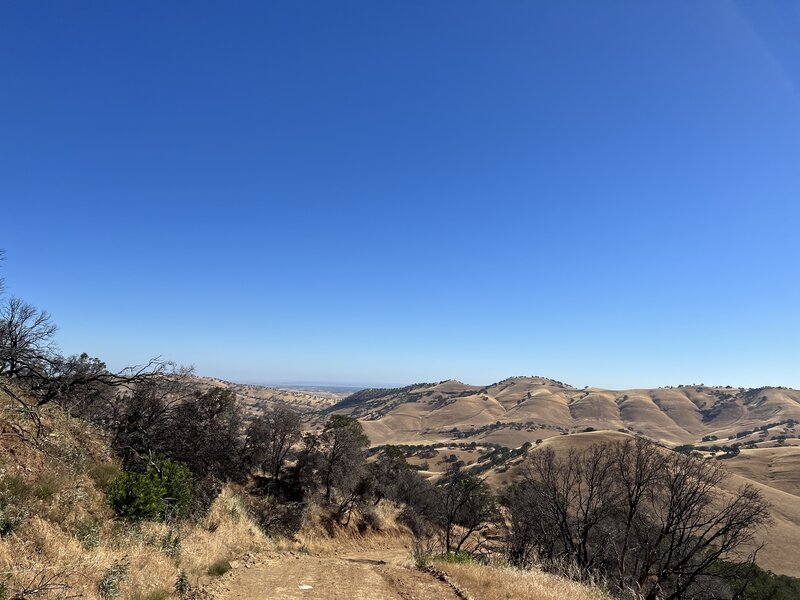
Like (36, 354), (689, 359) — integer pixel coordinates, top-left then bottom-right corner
(325, 376), (800, 449)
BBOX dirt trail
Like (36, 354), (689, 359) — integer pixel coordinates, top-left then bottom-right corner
(211, 547), (461, 600)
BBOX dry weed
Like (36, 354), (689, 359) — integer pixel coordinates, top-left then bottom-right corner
(436, 560), (611, 600)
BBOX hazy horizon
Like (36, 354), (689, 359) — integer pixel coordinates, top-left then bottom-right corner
(203, 374), (795, 393)
(2, 2), (799, 390)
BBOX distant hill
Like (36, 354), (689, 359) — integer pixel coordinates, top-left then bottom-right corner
(324, 376), (800, 449)
(194, 376), (350, 414)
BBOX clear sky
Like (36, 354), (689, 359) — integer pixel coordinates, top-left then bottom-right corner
(1, 1), (799, 389)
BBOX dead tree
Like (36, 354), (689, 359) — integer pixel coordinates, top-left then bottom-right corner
(437, 465), (497, 556)
(506, 438), (771, 599)
(0, 297), (57, 381)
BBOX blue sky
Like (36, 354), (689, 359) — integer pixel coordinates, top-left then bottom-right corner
(1, 1), (799, 389)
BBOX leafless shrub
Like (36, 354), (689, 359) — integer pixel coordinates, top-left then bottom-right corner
(10, 569), (79, 600)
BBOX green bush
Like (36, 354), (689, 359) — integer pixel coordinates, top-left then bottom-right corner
(0, 498), (20, 537)
(716, 559), (800, 600)
(108, 459), (192, 520)
(108, 470), (167, 519)
(157, 459), (193, 518)
(32, 472), (65, 501)
(444, 550), (472, 564)
(0, 469), (25, 536)
(58, 444), (87, 473)
(1, 473), (32, 503)
(160, 528), (182, 559)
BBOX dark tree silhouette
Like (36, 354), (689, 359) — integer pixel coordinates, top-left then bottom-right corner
(167, 388), (245, 480)
(0, 297), (57, 381)
(437, 465), (496, 555)
(505, 438), (772, 600)
(243, 405), (303, 485)
(319, 415), (370, 503)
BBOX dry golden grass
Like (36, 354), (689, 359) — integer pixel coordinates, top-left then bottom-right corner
(181, 487), (269, 573)
(0, 385), (272, 599)
(0, 486), (269, 599)
(435, 560), (611, 600)
(296, 499), (411, 556)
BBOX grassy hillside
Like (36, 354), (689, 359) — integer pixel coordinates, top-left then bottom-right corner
(193, 377), (346, 414)
(0, 383), (269, 598)
(328, 376), (800, 448)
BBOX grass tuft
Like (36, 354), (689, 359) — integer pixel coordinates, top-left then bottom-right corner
(207, 558), (232, 577)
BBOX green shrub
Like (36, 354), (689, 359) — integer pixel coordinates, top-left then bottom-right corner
(444, 550), (472, 564)
(413, 552), (431, 568)
(58, 444), (87, 473)
(715, 559), (800, 599)
(32, 472), (65, 501)
(108, 470), (167, 519)
(207, 559), (231, 576)
(2, 473), (32, 503)
(0, 469), (25, 536)
(107, 459), (192, 520)
(0, 498), (21, 537)
(157, 459), (193, 518)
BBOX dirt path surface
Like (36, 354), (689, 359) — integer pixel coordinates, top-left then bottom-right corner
(211, 548), (462, 600)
